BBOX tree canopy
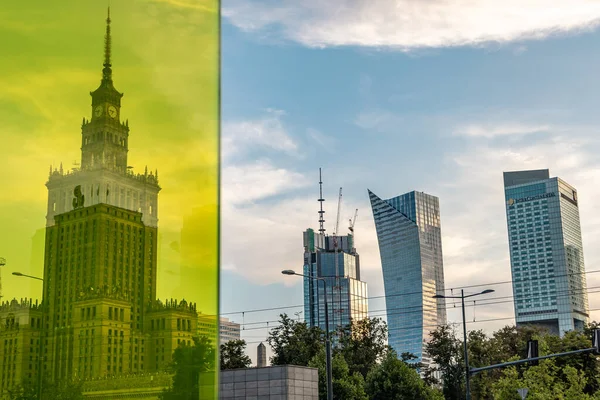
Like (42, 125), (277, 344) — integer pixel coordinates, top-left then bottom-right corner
(365, 350), (443, 400)
(220, 339), (252, 370)
(160, 335), (216, 400)
(309, 348), (368, 400)
(267, 313), (325, 366)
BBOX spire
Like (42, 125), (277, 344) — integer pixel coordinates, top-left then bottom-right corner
(102, 7), (113, 83)
(318, 168), (326, 235)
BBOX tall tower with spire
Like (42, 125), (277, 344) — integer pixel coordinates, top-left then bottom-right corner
(45, 8), (160, 228)
(302, 170), (368, 334)
(29, 9), (200, 389)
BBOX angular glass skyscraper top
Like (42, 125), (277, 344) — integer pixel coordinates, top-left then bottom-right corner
(369, 190), (446, 364)
(504, 169), (589, 335)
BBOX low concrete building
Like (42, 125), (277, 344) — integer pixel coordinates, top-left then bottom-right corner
(219, 365), (318, 400)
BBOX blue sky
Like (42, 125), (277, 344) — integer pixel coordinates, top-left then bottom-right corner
(219, 0), (600, 362)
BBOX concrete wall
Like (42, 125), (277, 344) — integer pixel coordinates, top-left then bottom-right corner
(219, 365), (319, 400)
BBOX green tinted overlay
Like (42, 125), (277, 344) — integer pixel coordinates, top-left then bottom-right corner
(0, 1), (219, 398)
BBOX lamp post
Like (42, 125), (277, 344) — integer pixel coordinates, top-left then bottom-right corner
(282, 270), (333, 400)
(13, 272), (44, 399)
(433, 289), (495, 400)
(12, 272), (43, 281)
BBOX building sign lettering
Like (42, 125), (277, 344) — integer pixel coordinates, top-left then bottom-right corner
(507, 192), (555, 206)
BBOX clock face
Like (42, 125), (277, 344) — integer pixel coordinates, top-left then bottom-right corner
(94, 105), (103, 117)
(108, 106), (118, 119)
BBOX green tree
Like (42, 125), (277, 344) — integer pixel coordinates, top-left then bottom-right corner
(267, 314), (324, 366)
(160, 336), (216, 400)
(7, 381), (37, 400)
(220, 339), (252, 370)
(488, 325), (543, 360)
(338, 317), (389, 379)
(467, 329), (496, 400)
(492, 359), (597, 400)
(424, 324), (464, 400)
(309, 348), (368, 400)
(365, 350), (443, 400)
(546, 325), (600, 395)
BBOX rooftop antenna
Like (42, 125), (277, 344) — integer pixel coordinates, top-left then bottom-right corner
(318, 168), (326, 235)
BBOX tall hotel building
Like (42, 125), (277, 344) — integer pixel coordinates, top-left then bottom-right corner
(504, 169), (589, 335)
(369, 190), (447, 364)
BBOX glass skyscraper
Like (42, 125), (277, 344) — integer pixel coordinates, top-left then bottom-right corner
(303, 229), (368, 333)
(369, 190), (447, 365)
(504, 169), (589, 335)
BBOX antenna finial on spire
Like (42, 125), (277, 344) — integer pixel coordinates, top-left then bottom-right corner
(101, 7), (113, 82)
(104, 7), (112, 67)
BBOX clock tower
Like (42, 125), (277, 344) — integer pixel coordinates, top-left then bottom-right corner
(45, 7), (160, 229)
(81, 8), (129, 172)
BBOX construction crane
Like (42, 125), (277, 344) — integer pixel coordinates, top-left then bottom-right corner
(333, 187), (343, 235)
(348, 209), (358, 233)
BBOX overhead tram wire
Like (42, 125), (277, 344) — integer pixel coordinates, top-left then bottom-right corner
(222, 268), (600, 316)
(241, 304), (600, 343)
(234, 282), (600, 326)
(234, 284), (600, 332)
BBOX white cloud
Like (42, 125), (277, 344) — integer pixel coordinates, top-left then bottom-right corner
(220, 111), (313, 283)
(220, 196), (315, 284)
(222, 110), (299, 162)
(223, 0), (600, 50)
(222, 160), (310, 206)
(307, 128), (336, 150)
(354, 110), (405, 133)
(453, 123), (551, 138)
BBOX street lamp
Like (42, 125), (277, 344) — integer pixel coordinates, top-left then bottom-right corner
(13, 272), (45, 399)
(12, 272), (43, 281)
(282, 269), (333, 400)
(433, 289), (495, 400)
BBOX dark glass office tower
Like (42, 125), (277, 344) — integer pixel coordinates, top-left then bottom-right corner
(369, 190), (446, 365)
(303, 229), (368, 333)
(504, 169), (589, 335)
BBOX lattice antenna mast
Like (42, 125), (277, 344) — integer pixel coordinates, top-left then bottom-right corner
(318, 168), (326, 235)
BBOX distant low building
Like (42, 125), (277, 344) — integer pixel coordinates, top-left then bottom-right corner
(0, 298), (43, 388)
(220, 318), (241, 344)
(197, 314), (240, 345)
